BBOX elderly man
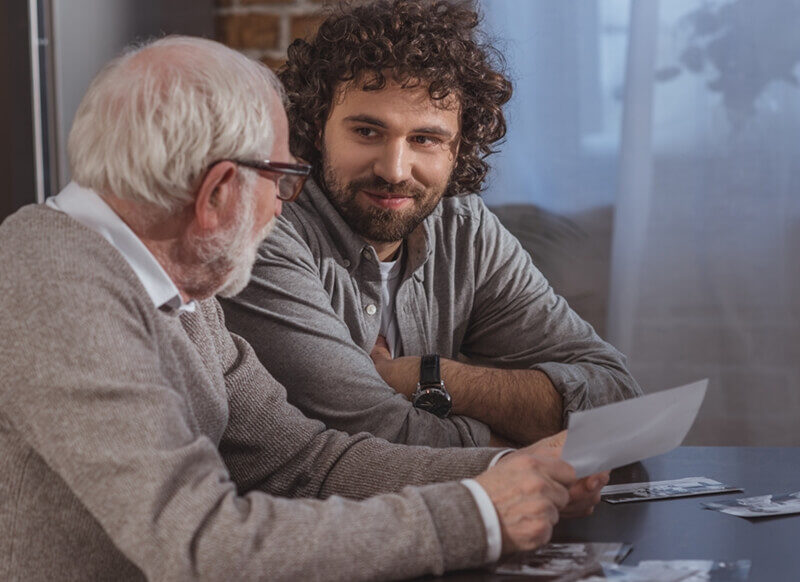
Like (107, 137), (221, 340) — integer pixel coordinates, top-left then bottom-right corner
(0, 37), (606, 581)
(221, 0), (642, 448)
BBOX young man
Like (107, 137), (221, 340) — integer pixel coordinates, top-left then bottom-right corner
(222, 0), (642, 447)
(0, 36), (607, 581)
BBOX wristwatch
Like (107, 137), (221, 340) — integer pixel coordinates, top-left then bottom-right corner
(412, 354), (452, 418)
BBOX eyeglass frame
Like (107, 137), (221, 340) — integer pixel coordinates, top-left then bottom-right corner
(224, 159), (312, 202)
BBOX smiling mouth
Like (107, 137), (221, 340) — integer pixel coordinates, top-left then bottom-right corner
(361, 190), (414, 209)
(362, 190), (412, 199)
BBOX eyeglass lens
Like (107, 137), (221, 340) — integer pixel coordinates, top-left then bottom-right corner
(277, 174), (302, 201)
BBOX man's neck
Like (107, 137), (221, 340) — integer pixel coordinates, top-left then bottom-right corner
(101, 194), (210, 302)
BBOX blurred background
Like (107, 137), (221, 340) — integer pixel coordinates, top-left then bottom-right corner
(3, 0), (798, 445)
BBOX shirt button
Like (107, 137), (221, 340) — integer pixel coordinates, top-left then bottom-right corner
(362, 249), (371, 260)
(365, 304), (377, 316)
(342, 259), (351, 268)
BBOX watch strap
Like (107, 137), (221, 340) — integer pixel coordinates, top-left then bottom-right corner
(419, 354), (441, 385)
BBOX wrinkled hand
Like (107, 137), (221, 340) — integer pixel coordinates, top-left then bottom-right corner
(475, 454), (575, 555)
(504, 430), (609, 518)
(561, 471), (609, 518)
(369, 335), (419, 398)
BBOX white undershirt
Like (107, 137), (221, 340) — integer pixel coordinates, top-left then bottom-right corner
(377, 249), (507, 563)
(377, 250), (404, 357)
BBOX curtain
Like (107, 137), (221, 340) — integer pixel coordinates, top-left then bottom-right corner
(481, 0), (800, 445)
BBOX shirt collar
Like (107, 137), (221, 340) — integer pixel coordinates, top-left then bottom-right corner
(46, 182), (196, 315)
(298, 178), (434, 277)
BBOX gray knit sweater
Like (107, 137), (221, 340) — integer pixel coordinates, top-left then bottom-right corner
(0, 205), (500, 581)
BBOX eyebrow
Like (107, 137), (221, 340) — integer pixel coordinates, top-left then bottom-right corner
(342, 115), (456, 139)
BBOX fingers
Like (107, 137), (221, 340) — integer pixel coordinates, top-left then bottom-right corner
(476, 453), (577, 555)
(581, 471), (610, 495)
(495, 497), (559, 550)
(586, 471), (611, 491)
(561, 471), (609, 518)
(369, 335), (391, 361)
(527, 454), (577, 490)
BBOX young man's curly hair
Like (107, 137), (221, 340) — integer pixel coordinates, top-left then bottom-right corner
(278, 0), (513, 196)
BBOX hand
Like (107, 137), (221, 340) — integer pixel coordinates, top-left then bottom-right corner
(369, 335), (419, 398)
(507, 430), (609, 518)
(475, 454), (575, 555)
(524, 429), (566, 459)
(561, 471), (609, 518)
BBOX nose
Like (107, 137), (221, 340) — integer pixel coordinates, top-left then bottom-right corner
(373, 139), (413, 184)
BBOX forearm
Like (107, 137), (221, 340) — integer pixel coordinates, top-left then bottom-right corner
(318, 435), (502, 499)
(489, 431), (518, 448)
(224, 296), (491, 447)
(372, 353), (562, 445)
(441, 359), (563, 445)
(465, 203), (642, 424)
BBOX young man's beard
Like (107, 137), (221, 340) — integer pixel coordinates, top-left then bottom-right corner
(321, 149), (447, 244)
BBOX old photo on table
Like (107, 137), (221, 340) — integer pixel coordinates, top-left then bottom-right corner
(494, 542), (632, 579)
(601, 477), (742, 504)
(703, 491), (800, 518)
(597, 560), (751, 581)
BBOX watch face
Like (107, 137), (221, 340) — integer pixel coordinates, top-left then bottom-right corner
(413, 388), (452, 418)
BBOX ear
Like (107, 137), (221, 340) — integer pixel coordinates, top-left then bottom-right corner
(193, 161), (238, 232)
(314, 124), (324, 151)
(450, 137), (460, 161)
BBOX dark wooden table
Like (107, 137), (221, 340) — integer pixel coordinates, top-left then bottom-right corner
(433, 447), (800, 581)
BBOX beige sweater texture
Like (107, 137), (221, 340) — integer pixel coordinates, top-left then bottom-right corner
(0, 205), (499, 581)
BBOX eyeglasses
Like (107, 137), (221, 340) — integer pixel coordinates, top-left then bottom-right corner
(231, 159), (312, 202)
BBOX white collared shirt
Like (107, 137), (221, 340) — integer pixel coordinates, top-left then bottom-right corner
(46, 182), (196, 315)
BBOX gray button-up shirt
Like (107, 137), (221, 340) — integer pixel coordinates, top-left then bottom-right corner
(222, 180), (642, 447)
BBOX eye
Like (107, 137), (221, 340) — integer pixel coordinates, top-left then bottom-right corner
(411, 135), (443, 146)
(354, 127), (378, 138)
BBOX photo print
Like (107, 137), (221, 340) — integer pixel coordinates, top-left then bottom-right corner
(602, 478), (741, 504)
(703, 491), (800, 518)
(494, 542), (632, 579)
(590, 559), (751, 581)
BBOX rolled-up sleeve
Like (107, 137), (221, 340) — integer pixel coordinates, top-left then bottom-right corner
(463, 202), (643, 425)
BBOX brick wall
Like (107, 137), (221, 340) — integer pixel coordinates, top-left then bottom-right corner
(215, 0), (331, 70)
(215, 1), (473, 70)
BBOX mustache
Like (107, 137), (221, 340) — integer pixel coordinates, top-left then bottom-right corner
(348, 176), (424, 199)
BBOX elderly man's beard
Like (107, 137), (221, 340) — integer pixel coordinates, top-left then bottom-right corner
(215, 213), (274, 298)
(190, 173), (275, 298)
(321, 147), (446, 243)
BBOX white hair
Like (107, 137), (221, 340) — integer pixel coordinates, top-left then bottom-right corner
(68, 36), (284, 211)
